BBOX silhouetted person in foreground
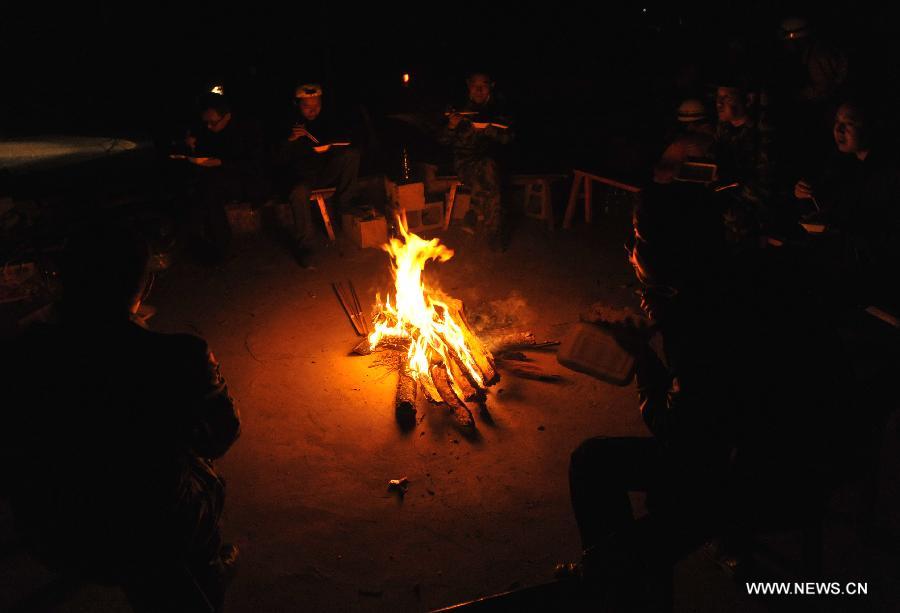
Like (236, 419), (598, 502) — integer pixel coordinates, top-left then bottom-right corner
(1, 225), (241, 612)
(562, 184), (850, 611)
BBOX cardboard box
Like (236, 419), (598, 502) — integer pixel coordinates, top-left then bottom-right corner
(225, 202), (261, 234)
(342, 213), (388, 248)
(386, 180), (425, 212)
(407, 201), (444, 233)
(447, 191), (471, 220)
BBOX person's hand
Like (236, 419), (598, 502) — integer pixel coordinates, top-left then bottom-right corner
(581, 305), (655, 357)
(185, 135), (197, 151)
(794, 179), (815, 200)
(289, 125), (312, 142)
(447, 112), (463, 130)
(188, 157), (222, 168)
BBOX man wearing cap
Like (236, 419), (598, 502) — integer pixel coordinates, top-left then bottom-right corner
(437, 71), (514, 250)
(653, 99), (716, 184)
(280, 83), (360, 267)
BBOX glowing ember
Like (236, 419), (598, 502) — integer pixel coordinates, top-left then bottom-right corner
(368, 215), (495, 403)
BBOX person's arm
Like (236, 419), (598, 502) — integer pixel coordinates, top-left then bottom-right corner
(635, 346), (674, 439)
(436, 112), (464, 146)
(184, 339), (241, 459)
(220, 120), (266, 174)
(482, 113), (515, 145)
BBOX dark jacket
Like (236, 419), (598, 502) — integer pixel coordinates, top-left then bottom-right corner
(810, 148), (900, 305)
(277, 108), (353, 167)
(1, 318), (240, 568)
(195, 115), (266, 177)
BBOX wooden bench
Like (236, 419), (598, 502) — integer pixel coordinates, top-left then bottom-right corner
(310, 187), (337, 241)
(564, 170), (642, 229)
(225, 188), (337, 241)
(510, 174), (565, 229)
(442, 174), (565, 230)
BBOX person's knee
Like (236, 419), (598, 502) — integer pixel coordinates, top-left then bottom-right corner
(332, 146), (360, 166)
(289, 184), (311, 203)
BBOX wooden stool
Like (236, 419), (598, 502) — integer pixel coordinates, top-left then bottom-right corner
(442, 174), (564, 230)
(442, 178), (463, 230)
(510, 174), (564, 230)
(311, 188), (337, 241)
(564, 170), (641, 229)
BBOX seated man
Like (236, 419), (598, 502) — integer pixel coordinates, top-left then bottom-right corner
(793, 100), (900, 310)
(563, 184), (849, 609)
(711, 78), (776, 242)
(653, 98), (716, 184)
(0, 225), (241, 612)
(280, 83), (360, 268)
(437, 71), (514, 250)
(181, 93), (268, 262)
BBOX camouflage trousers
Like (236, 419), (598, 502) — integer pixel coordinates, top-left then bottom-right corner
(456, 156), (502, 238)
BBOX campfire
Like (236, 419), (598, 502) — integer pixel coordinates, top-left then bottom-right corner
(367, 215), (497, 428)
(339, 216), (562, 430)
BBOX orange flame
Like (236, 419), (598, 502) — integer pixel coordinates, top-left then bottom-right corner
(369, 215), (487, 397)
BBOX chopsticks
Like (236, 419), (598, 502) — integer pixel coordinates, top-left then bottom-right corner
(332, 280), (369, 336)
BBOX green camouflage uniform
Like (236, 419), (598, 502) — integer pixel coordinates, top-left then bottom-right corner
(437, 100), (514, 240)
(712, 119), (775, 243)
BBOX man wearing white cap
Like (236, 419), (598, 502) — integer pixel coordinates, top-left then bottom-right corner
(653, 99), (715, 183)
(281, 83), (360, 267)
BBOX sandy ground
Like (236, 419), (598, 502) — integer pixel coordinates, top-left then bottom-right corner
(2, 210), (898, 612)
(158, 216), (643, 612)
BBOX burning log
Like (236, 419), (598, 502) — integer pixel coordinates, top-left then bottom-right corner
(419, 370), (441, 403)
(483, 331), (560, 353)
(446, 353), (481, 402)
(442, 304), (497, 385)
(431, 364), (475, 429)
(396, 368), (417, 423)
(365, 216), (501, 422)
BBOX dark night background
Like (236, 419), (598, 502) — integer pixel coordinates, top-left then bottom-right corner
(3, 3), (900, 612)
(4, 2), (900, 175)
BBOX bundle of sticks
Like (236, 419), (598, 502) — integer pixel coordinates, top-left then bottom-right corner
(374, 305), (494, 430)
(332, 281), (369, 337)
